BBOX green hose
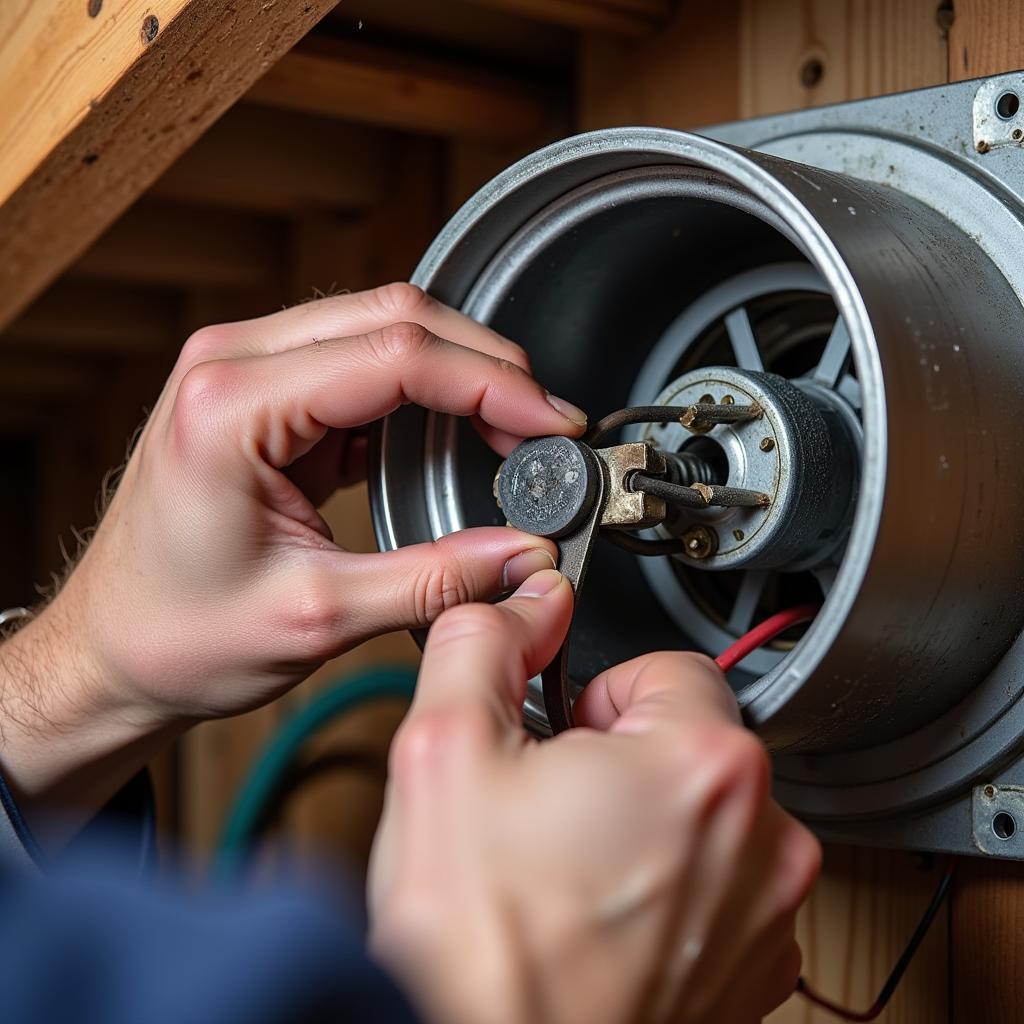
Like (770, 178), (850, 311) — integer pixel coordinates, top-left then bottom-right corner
(215, 665), (418, 879)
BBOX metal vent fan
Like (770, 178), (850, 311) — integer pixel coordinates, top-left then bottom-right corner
(371, 73), (1024, 859)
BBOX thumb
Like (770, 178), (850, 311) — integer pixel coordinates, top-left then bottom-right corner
(405, 569), (574, 750)
(337, 527), (559, 643)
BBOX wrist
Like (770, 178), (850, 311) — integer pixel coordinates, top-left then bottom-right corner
(0, 593), (175, 850)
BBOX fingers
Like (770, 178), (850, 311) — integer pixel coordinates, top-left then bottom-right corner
(335, 528), (559, 642)
(190, 282), (533, 371)
(173, 323), (586, 472)
(400, 569), (573, 753)
(573, 650), (741, 736)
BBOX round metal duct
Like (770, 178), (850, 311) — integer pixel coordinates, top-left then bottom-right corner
(371, 127), (1024, 823)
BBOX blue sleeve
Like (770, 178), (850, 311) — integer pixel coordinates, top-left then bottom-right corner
(0, 864), (418, 1024)
(0, 772), (418, 1024)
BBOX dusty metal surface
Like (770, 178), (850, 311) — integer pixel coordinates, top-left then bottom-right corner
(595, 441), (666, 529)
(371, 75), (1024, 857)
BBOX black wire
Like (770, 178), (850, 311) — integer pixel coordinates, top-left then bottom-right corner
(630, 472), (708, 509)
(796, 858), (956, 1021)
(602, 531), (687, 556)
(584, 406), (689, 448)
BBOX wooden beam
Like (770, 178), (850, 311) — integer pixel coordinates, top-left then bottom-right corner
(2, 282), (180, 355)
(150, 106), (397, 216)
(948, 0), (1024, 80)
(739, 0), (947, 118)
(462, 0), (670, 36)
(325, 0), (573, 66)
(245, 37), (552, 142)
(72, 201), (284, 290)
(579, 0), (742, 130)
(0, 0), (335, 333)
(0, 355), (103, 398)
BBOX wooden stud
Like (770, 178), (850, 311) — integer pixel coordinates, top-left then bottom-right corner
(739, 0), (948, 119)
(463, 0), (670, 36)
(246, 36), (551, 142)
(3, 282), (180, 354)
(0, 0), (335, 332)
(768, 848), (950, 1023)
(151, 106), (397, 216)
(72, 201), (285, 290)
(951, 858), (1024, 1021)
(579, 0), (742, 131)
(948, 0), (1024, 81)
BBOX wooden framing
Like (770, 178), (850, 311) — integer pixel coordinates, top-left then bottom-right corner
(5, 1), (1024, 1018)
(463, 0), (670, 36)
(0, 0), (335, 333)
(246, 36), (552, 141)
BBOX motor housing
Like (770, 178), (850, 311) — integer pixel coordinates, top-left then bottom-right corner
(372, 73), (1024, 858)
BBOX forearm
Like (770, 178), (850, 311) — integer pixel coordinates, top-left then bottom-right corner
(0, 595), (175, 852)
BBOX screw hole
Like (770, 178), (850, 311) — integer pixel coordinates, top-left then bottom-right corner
(140, 14), (159, 44)
(799, 58), (825, 89)
(993, 811), (1016, 840)
(995, 91), (1020, 120)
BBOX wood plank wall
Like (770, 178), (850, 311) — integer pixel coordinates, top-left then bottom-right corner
(578, 2), (1024, 1021)
(5, 0), (1024, 1018)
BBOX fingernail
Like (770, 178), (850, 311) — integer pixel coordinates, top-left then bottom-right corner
(514, 567), (564, 598)
(502, 548), (556, 590)
(546, 393), (588, 426)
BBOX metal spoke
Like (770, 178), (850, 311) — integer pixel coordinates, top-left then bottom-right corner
(724, 306), (764, 371)
(727, 571), (769, 634)
(837, 373), (862, 409)
(812, 565), (838, 596)
(812, 317), (851, 387)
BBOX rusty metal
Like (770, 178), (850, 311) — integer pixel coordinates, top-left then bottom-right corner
(681, 524), (719, 560)
(680, 400), (763, 433)
(541, 473), (606, 733)
(584, 405), (690, 448)
(596, 442), (666, 528)
(631, 473), (771, 510)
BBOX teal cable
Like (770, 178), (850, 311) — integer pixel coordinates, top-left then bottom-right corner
(215, 665), (418, 879)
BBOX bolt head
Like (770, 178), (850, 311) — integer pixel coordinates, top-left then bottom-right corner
(681, 525), (718, 560)
(759, 436), (776, 452)
(497, 436), (597, 538)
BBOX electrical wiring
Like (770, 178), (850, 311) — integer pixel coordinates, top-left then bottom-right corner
(715, 604), (820, 672)
(215, 666), (417, 879)
(795, 859), (956, 1020)
(218, 604), (950, 1022)
(721, 604), (956, 1021)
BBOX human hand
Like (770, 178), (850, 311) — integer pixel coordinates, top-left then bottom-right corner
(368, 569), (821, 1024)
(0, 284), (585, 835)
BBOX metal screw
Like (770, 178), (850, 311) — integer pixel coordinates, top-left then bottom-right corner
(984, 784), (997, 799)
(733, 529), (745, 542)
(681, 525), (718, 560)
(759, 437), (776, 452)
(140, 14), (159, 43)
(1014, 128), (1023, 141)
(721, 394), (735, 405)
(977, 139), (991, 154)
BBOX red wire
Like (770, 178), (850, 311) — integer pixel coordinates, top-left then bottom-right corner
(714, 608), (955, 1022)
(714, 604), (820, 672)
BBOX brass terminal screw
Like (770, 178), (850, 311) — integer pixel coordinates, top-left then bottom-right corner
(759, 437), (776, 452)
(681, 525), (718, 560)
